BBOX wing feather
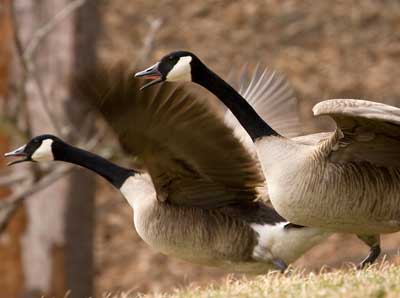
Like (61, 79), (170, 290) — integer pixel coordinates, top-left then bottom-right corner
(225, 65), (301, 154)
(313, 99), (400, 167)
(75, 63), (265, 208)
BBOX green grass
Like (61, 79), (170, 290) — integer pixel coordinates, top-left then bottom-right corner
(117, 263), (400, 298)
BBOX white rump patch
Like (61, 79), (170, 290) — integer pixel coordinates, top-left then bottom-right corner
(166, 56), (192, 82)
(251, 222), (329, 264)
(31, 139), (54, 162)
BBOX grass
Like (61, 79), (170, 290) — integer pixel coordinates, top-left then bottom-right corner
(111, 262), (400, 298)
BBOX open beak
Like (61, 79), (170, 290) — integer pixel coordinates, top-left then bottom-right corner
(134, 62), (163, 90)
(4, 145), (29, 166)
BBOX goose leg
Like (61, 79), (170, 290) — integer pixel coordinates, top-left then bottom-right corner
(253, 245), (288, 273)
(357, 235), (381, 269)
(271, 258), (288, 273)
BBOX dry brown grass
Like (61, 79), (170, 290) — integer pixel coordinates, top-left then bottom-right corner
(109, 263), (400, 298)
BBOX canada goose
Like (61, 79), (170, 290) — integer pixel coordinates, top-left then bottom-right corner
(5, 134), (327, 273)
(136, 50), (400, 268)
(4, 63), (329, 273)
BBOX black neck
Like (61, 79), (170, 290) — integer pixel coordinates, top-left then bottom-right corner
(192, 62), (279, 140)
(53, 142), (135, 189)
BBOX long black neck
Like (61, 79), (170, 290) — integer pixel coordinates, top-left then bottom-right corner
(53, 142), (135, 189)
(192, 61), (279, 141)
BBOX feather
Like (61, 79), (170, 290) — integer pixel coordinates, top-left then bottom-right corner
(313, 99), (400, 167)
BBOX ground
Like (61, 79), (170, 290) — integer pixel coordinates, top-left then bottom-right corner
(147, 264), (400, 298)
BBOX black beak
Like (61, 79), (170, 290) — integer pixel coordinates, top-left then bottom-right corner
(4, 145), (29, 166)
(134, 62), (163, 90)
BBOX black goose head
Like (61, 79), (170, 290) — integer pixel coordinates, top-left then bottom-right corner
(4, 134), (62, 166)
(135, 51), (202, 90)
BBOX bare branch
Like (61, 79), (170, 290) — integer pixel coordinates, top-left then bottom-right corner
(26, 61), (64, 135)
(23, 0), (87, 61)
(133, 18), (162, 68)
(9, 0), (87, 137)
(3, 165), (73, 204)
(20, 0), (87, 136)
(0, 164), (74, 233)
(73, 109), (97, 145)
(10, 1), (60, 135)
(9, 0), (32, 138)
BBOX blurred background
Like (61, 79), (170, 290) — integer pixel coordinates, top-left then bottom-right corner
(1, 0), (400, 297)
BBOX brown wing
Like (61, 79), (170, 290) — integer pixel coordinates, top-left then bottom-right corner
(313, 99), (400, 167)
(75, 63), (265, 208)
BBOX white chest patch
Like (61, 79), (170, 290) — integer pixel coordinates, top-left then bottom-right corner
(166, 56), (192, 81)
(119, 174), (155, 210)
(32, 139), (54, 162)
(119, 176), (141, 208)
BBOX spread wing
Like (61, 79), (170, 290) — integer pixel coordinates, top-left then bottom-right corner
(313, 99), (400, 167)
(76, 63), (265, 208)
(225, 65), (301, 153)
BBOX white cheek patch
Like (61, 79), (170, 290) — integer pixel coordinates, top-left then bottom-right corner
(166, 56), (192, 82)
(31, 139), (54, 161)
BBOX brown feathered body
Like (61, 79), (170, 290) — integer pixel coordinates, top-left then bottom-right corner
(256, 99), (400, 235)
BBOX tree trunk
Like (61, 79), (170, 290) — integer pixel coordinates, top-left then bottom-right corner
(65, 1), (99, 297)
(11, 1), (99, 297)
(0, 1), (26, 298)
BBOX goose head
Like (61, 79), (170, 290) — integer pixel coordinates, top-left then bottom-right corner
(135, 51), (201, 90)
(5, 134), (61, 165)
